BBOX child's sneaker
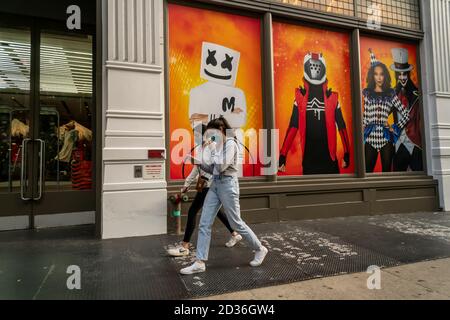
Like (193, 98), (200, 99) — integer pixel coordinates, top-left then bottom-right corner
(167, 245), (190, 257)
(225, 234), (243, 248)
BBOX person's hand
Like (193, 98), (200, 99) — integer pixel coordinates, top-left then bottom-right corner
(190, 113), (209, 125)
(384, 122), (394, 132)
(186, 154), (203, 165)
(205, 140), (219, 153)
(342, 153), (350, 169)
(278, 155), (287, 173)
(211, 143), (220, 156)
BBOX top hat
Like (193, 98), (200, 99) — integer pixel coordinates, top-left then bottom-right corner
(390, 48), (414, 72)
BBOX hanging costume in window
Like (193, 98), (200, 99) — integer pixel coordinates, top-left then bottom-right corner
(58, 120), (93, 190)
(10, 118), (29, 166)
(0, 110), (29, 181)
(362, 49), (410, 173)
(390, 48), (423, 172)
(279, 52), (351, 175)
(0, 107), (10, 180)
(11, 118), (29, 138)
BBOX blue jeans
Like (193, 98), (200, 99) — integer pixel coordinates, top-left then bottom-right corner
(196, 175), (262, 261)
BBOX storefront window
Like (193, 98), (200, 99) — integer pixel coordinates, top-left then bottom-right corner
(274, 22), (355, 176)
(270, 0), (421, 30)
(168, 4), (264, 180)
(356, 0), (420, 30)
(360, 36), (422, 173)
(40, 32), (94, 190)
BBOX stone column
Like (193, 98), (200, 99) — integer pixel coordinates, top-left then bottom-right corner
(421, 0), (450, 210)
(101, 0), (167, 238)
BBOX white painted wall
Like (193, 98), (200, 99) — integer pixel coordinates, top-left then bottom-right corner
(102, 0), (167, 239)
(421, 0), (450, 210)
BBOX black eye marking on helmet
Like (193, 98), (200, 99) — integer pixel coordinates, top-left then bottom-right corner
(206, 50), (217, 66)
(221, 54), (233, 72)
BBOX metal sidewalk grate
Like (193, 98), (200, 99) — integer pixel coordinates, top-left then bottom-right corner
(1, 212), (450, 299)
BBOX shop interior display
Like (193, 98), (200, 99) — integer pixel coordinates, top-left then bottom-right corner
(58, 120), (93, 190)
(0, 106), (93, 191)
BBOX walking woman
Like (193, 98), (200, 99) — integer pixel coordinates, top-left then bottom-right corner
(363, 49), (410, 173)
(180, 117), (268, 275)
(167, 125), (242, 257)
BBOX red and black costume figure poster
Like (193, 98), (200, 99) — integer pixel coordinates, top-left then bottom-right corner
(274, 23), (354, 176)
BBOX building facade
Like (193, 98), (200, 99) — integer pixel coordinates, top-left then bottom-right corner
(0, 0), (448, 239)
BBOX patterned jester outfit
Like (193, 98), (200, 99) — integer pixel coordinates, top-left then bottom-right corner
(363, 88), (409, 151)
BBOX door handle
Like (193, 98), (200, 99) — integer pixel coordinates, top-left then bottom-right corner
(34, 139), (45, 201)
(21, 138), (32, 201)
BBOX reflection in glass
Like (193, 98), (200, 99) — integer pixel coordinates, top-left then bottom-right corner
(272, 0), (355, 16)
(0, 28), (31, 193)
(270, 0), (421, 30)
(356, 0), (420, 30)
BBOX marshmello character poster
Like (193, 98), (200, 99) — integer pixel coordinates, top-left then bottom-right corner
(168, 3), (264, 180)
(189, 42), (248, 176)
(189, 42), (247, 133)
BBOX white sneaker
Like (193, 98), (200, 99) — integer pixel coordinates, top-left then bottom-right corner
(225, 234), (243, 248)
(167, 245), (190, 257)
(250, 246), (268, 267)
(180, 261), (206, 275)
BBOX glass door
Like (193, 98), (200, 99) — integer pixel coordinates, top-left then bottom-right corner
(0, 27), (33, 226)
(0, 22), (96, 229)
(33, 31), (95, 216)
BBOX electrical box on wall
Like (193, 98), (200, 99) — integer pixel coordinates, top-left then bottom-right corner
(134, 166), (143, 178)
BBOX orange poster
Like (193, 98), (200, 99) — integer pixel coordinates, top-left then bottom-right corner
(168, 4), (263, 180)
(274, 22), (354, 176)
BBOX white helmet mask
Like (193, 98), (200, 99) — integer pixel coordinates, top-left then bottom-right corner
(304, 53), (327, 85)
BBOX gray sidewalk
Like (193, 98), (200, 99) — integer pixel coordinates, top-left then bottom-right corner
(203, 258), (450, 300)
(1, 211), (450, 300)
